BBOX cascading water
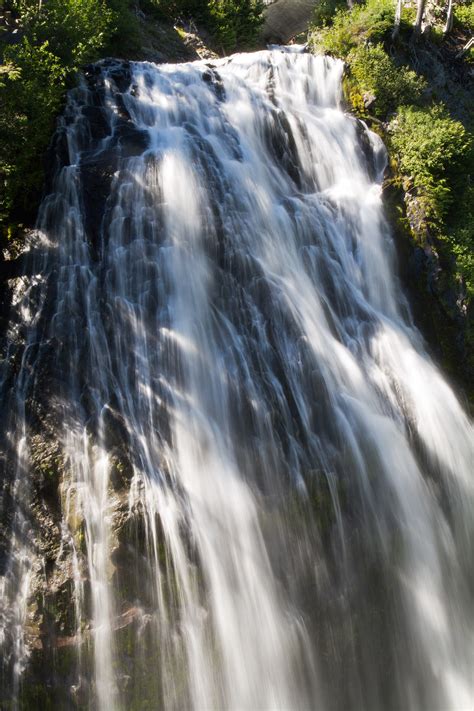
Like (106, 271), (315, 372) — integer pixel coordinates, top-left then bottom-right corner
(0, 47), (473, 710)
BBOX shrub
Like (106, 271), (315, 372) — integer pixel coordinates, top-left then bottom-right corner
(444, 183), (474, 299)
(21, 0), (114, 68)
(390, 104), (472, 223)
(208, 0), (264, 51)
(0, 0), (122, 230)
(348, 44), (426, 117)
(104, 0), (142, 57)
(310, 0), (394, 57)
(311, 0), (345, 29)
(454, 1), (474, 32)
(0, 40), (66, 223)
(141, 0), (208, 21)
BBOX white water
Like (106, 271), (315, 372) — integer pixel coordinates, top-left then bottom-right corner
(0, 49), (473, 710)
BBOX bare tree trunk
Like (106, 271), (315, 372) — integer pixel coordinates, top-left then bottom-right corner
(456, 37), (474, 58)
(413, 0), (426, 35)
(444, 0), (454, 34)
(393, 0), (403, 39)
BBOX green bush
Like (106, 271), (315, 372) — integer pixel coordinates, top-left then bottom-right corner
(444, 182), (474, 299)
(311, 0), (345, 29)
(0, 0), (141, 231)
(348, 44), (426, 117)
(140, 0), (206, 21)
(0, 40), (66, 223)
(15, 0), (114, 68)
(454, 1), (474, 32)
(208, 0), (264, 51)
(0, 0), (266, 236)
(310, 0), (394, 57)
(390, 104), (472, 223)
(104, 0), (142, 57)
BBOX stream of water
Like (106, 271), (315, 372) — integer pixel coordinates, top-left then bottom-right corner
(0, 48), (473, 710)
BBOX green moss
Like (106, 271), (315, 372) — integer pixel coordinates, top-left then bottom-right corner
(18, 685), (56, 711)
(342, 73), (368, 119)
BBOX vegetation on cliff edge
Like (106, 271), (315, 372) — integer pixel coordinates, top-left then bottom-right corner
(0, 0), (263, 244)
(310, 0), (474, 399)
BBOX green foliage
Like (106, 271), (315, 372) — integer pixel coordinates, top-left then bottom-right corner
(348, 43), (426, 117)
(0, 0), (265, 235)
(12, 0), (114, 68)
(454, 1), (474, 32)
(310, 0), (394, 57)
(142, 0), (208, 21)
(208, 0), (264, 51)
(104, 0), (142, 57)
(139, 0), (264, 51)
(311, 0), (345, 29)
(0, 62), (21, 86)
(390, 104), (472, 223)
(0, 39), (66, 223)
(444, 183), (474, 299)
(0, 0), (138, 231)
(455, 0), (474, 62)
(309, 0), (474, 385)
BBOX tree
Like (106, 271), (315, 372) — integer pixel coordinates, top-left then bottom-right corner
(393, 0), (403, 38)
(413, 0), (426, 35)
(444, 0), (454, 34)
(410, 0), (456, 38)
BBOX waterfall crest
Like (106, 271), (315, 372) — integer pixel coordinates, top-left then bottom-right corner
(0, 48), (473, 711)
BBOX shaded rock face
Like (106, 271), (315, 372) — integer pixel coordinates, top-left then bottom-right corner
(377, 33), (474, 403)
(124, 15), (218, 64)
(383, 180), (473, 403)
(262, 0), (318, 43)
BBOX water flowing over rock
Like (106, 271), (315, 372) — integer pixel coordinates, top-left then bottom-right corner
(0, 48), (473, 711)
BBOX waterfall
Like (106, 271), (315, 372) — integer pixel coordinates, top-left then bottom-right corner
(0, 48), (473, 711)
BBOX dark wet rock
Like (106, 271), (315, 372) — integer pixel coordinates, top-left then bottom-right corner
(144, 49), (169, 64)
(383, 179), (472, 402)
(43, 128), (71, 195)
(202, 68), (226, 102)
(354, 119), (377, 181)
(82, 106), (111, 142)
(264, 107), (302, 189)
(0, 251), (34, 280)
(83, 63), (103, 80)
(115, 93), (133, 123)
(80, 150), (119, 251)
(113, 123), (150, 158)
(108, 61), (133, 94)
